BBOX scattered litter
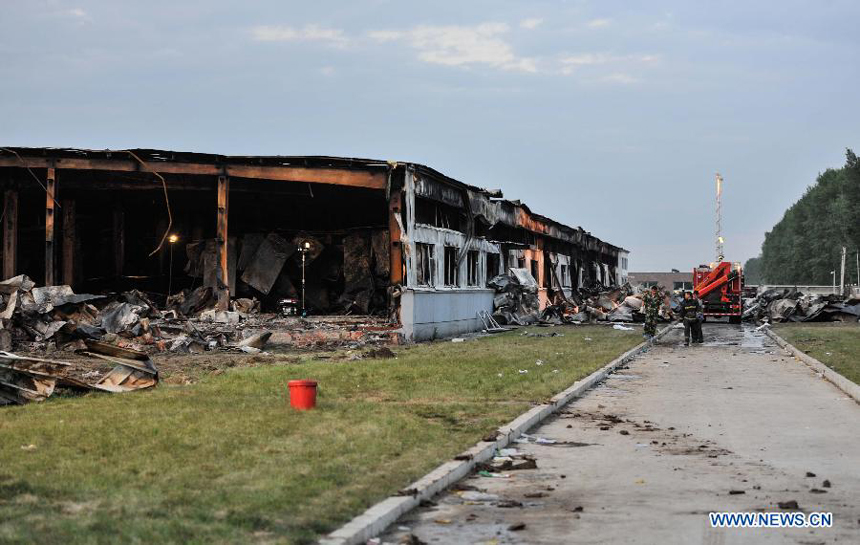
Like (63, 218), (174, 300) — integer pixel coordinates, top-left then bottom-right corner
(496, 499), (523, 508)
(613, 325), (634, 331)
(524, 492), (547, 498)
(535, 359), (543, 366)
(822, 479), (831, 488)
(433, 519), (452, 525)
(478, 471), (510, 478)
(777, 500), (799, 510)
(451, 338), (465, 343)
(518, 369), (529, 374)
(458, 491), (500, 502)
(728, 490), (746, 495)
(507, 522), (526, 532)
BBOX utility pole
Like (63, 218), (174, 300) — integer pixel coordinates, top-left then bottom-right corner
(831, 270), (836, 294)
(840, 246), (846, 295)
(715, 173), (724, 263)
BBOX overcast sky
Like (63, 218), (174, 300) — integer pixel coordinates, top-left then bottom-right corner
(2, 1), (858, 271)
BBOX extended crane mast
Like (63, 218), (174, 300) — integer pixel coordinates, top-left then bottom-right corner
(694, 171), (743, 323)
(715, 173), (724, 262)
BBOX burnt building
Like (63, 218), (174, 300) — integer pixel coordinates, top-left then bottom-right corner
(0, 148), (626, 341)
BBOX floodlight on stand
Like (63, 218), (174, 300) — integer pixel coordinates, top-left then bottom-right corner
(167, 234), (179, 299)
(298, 241), (310, 317)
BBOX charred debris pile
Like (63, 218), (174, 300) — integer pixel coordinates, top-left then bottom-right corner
(743, 289), (860, 323)
(0, 267), (394, 406)
(488, 268), (675, 326)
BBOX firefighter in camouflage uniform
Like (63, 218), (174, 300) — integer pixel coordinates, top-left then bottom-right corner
(641, 285), (662, 341)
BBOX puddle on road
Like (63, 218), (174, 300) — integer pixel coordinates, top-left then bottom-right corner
(698, 324), (772, 351)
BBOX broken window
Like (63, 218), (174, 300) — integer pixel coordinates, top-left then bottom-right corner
(543, 258), (552, 288)
(486, 253), (500, 285)
(444, 246), (459, 286)
(416, 243), (435, 286)
(530, 259), (539, 285)
(560, 264), (570, 287)
(414, 197), (464, 232)
(517, 257), (526, 269)
(466, 250), (480, 286)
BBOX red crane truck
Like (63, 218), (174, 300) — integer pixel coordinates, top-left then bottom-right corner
(693, 261), (743, 323)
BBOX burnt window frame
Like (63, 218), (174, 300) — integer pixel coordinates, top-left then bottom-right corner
(443, 246), (460, 287)
(486, 252), (500, 286)
(466, 250), (480, 286)
(415, 243), (436, 287)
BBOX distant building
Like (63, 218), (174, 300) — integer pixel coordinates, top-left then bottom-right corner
(628, 271), (694, 292)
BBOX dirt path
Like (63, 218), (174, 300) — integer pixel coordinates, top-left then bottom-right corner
(381, 324), (860, 544)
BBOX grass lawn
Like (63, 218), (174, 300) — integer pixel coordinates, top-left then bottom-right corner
(774, 322), (860, 385)
(0, 325), (641, 544)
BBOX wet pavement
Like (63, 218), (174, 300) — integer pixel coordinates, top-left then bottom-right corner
(379, 324), (860, 544)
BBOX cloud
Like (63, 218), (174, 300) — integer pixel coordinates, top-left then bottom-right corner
(54, 7), (92, 24)
(603, 73), (638, 84)
(318, 66), (336, 76)
(520, 18), (543, 30)
(251, 24), (349, 47)
(560, 53), (614, 67)
(559, 53), (657, 81)
(368, 23), (538, 73)
(586, 18), (611, 28)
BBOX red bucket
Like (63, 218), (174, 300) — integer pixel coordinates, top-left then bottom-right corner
(288, 380), (317, 410)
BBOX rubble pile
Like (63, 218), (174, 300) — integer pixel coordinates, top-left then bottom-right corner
(0, 274), (267, 353)
(488, 270), (676, 326)
(0, 341), (158, 406)
(743, 289), (860, 323)
(488, 269), (541, 325)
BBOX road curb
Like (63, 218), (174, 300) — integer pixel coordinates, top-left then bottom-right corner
(764, 327), (860, 404)
(320, 324), (675, 545)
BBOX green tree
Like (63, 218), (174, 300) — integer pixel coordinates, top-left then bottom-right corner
(744, 256), (763, 284)
(759, 149), (860, 285)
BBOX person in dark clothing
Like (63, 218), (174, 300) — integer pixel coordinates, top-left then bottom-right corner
(692, 290), (704, 343)
(679, 291), (702, 346)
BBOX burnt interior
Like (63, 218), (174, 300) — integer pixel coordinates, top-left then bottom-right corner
(1, 168), (390, 314)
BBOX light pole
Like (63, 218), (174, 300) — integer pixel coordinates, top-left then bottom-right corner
(168, 234), (179, 298)
(298, 241), (310, 317)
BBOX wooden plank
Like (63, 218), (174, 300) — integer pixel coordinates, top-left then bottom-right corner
(0, 157), (387, 189)
(61, 198), (76, 286)
(3, 190), (17, 279)
(215, 175), (230, 310)
(113, 203), (125, 277)
(389, 189), (404, 285)
(45, 168), (56, 285)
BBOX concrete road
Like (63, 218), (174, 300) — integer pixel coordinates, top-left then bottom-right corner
(381, 324), (860, 544)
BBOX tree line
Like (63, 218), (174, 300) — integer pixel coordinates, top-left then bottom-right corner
(744, 149), (860, 285)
